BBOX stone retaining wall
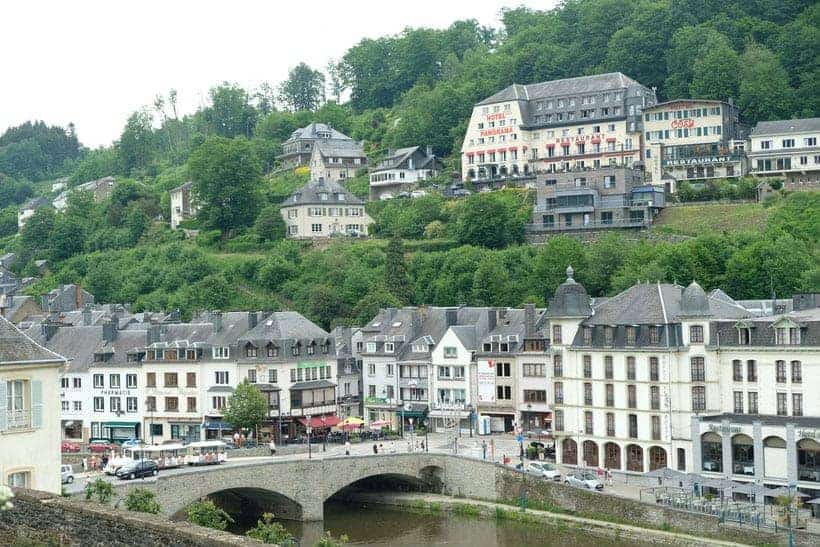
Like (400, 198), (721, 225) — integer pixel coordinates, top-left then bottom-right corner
(0, 489), (261, 546)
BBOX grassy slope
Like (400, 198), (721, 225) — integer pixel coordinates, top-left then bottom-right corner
(652, 202), (769, 237)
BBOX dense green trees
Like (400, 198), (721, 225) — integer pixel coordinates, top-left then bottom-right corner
(188, 137), (262, 234)
(278, 63), (326, 112)
(0, 121), (81, 181)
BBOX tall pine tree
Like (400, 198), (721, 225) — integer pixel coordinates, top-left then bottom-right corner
(385, 236), (412, 304)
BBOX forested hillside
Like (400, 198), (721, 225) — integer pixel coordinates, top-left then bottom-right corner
(0, 0), (817, 328)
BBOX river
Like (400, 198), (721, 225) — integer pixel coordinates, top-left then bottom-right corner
(235, 501), (653, 546)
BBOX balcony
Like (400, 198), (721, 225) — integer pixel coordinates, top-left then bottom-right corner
(526, 218), (651, 232)
(6, 409), (31, 430)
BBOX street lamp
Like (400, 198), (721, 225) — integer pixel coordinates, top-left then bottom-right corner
(321, 415), (327, 452)
(145, 398), (155, 445)
(306, 413), (312, 460)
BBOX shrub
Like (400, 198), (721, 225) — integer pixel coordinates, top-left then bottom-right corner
(451, 502), (481, 517)
(314, 531), (349, 546)
(186, 499), (234, 530)
(84, 478), (114, 504)
(246, 513), (296, 545)
(424, 220), (446, 239)
(124, 488), (161, 514)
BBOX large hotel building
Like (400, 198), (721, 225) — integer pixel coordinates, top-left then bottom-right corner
(461, 72), (657, 182)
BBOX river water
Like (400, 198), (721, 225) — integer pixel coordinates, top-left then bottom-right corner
(252, 501), (651, 546)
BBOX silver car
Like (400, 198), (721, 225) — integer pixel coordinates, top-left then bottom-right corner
(60, 464), (74, 484)
(565, 471), (603, 491)
(525, 461), (562, 481)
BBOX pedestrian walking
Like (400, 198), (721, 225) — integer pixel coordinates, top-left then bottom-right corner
(233, 431), (240, 447)
(420, 440), (425, 450)
(373, 443), (378, 454)
(81, 457), (87, 472)
(268, 439), (276, 456)
(344, 440), (351, 456)
(482, 440), (487, 460)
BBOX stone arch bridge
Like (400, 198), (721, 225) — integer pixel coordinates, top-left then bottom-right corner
(116, 453), (501, 521)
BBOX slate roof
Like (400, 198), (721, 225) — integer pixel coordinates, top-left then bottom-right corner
(449, 325), (478, 351)
(239, 311), (329, 343)
(699, 413), (820, 428)
(170, 181), (193, 193)
(290, 379), (336, 390)
(477, 73), (640, 106)
(0, 314), (65, 364)
(370, 146), (437, 173)
(27, 325), (101, 373)
(20, 196), (51, 211)
(281, 179), (364, 207)
(313, 139), (366, 159)
(286, 122), (351, 143)
(751, 118), (820, 137)
(710, 306), (820, 347)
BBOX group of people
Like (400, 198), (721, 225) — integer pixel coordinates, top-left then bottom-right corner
(81, 454), (109, 472)
(369, 440), (425, 455)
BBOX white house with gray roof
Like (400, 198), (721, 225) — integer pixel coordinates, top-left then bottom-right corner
(277, 122), (354, 170)
(280, 179), (373, 239)
(309, 139), (367, 182)
(1, 314), (67, 493)
(369, 146), (442, 201)
(749, 117), (820, 189)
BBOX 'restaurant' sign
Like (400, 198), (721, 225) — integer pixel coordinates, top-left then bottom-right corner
(663, 155), (733, 167)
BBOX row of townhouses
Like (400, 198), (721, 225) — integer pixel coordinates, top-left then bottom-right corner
(23, 310), (362, 445)
(461, 72), (820, 233)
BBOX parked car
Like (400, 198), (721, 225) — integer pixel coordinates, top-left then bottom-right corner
(60, 464), (74, 484)
(525, 461), (562, 481)
(115, 460), (159, 480)
(565, 472), (604, 491)
(121, 438), (142, 448)
(61, 441), (80, 453)
(88, 440), (117, 453)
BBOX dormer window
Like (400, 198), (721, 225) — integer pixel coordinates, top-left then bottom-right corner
(319, 193), (328, 201)
(337, 194), (346, 201)
(582, 327), (592, 345)
(322, 341), (330, 354)
(625, 326), (636, 346)
(689, 325), (704, 344)
(307, 342), (316, 355)
(366, 342), (377, 353)
(738, 328), (750, 345)
(266, 343), (278, 358)
(649, 326), (660, 345)
(604, 327), (613, 345)
(775, 326), (800, 345)
(245, 343), (257, 358)
(552, 325), (562, 344)
(483, 343), (491, 351)
(292, 343), (301, 356)
(500, 343), (509, 352)
(384, 342), (395, 353)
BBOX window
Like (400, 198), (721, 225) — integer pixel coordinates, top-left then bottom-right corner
(384, 342), (394, 353)
(187, 396), (197, 412)
(164, 373), (178, 388)
(268, 369), (278, 384)
(212, 396), (227, 410)
(110, 397), (121, 413)
(689, 325), (703, 344)
(524, 390), (546, 403)
(267, 344), (279, 357)
(746, 360), (757, 382)
(733, 360), (743, 382)
(453, 366), (465, 379)
(692, 386), (706, 411)
(496, 385), (512, 400)
(791, 361), (802, 383)
(311, 223), (322, 233)
(626, 356), (636, 380)
(650, 386), (660, 410)
(127, 397), (138, 413)
(496, 362), (511, 377)
(73, 377), (81, 389)
(604, 327), (613, 345)
(792, 394), (803, 417)
(93, 397), (104, 412)
(186, 372), (196, 388)
(734, 391), (744, 413)
(443, 346), (457, 359)
(607, 413), (615, 436)
(583, 327), (592, 345)
(247, 369), (257, 383)
(554, 382), (564, 404)
(126, 374), (137, 389)
(366, 342), (376, 353)
(583, 355), (592, 378)
(93, 374), (104, 388)
(776, 360), (787, 383)
(625, 326), (636, 345)
(604, 356), (613, 379)
(165, 397), (178, 412)
(555, 410), (564, 432)
(584, 382), (593, 405)
(73, 401), (81, 411)
(804, 137), (817, 147)
(245, 344), (257, 358)
(7, 471), (30, 488)
(61, 377), (69, 389)
(584, 411), (593, 435)
(777, 392), (787, 416)
(649, 327), (659, 345)
(627, 385), (636, 408)
(652, 416), (661, 440)
(109, 374), (120, 389)
(605, 384), (614, 407)
(386, 364), (394, 377)
(690, 357), (705, 382)
(212, 347), (230, 359)
(748, 392), (758, 414)
(552, 325), (562, 344)
(146, 396), (156, 411)
(782, 138), (795, 148)
(628, 414), (638, 438)
(553, 354), (563, 377)
(649, 357), (659, 382)
(367, 363), (376, 376)
(523, 363), (545, 377)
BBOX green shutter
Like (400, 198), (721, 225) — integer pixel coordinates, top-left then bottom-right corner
(0, 381), (6, 431)
(31, 380), (43, 428)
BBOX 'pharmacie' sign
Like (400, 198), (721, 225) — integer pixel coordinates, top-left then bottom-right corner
(708, 423), (742, 434)
(663, 155), (733, 167)
(100, 389), (135, 397)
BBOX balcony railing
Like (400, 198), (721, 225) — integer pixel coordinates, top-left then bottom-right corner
(526, 218), (651, 232)
(6, 409), (31, 429)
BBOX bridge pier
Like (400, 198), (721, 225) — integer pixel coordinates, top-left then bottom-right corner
(300, 498), (324, 521)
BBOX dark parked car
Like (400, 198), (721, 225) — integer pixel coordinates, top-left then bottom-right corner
(115, 460), (158, 480)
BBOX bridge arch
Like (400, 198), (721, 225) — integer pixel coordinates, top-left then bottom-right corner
(175, 486), (304, 525)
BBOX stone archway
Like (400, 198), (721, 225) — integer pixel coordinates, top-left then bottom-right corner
(562, 439), (578, 465)
(175, 487), (304, 523)
(604, 442), (621, 470)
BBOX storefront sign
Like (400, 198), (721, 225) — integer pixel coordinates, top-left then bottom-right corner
(708, 423), (742, 434)
(670, 119), (695, 129)
(101, 389), (134, 397)
(485, 112), (509, 122)
(297, 361), (325, 369)
(797, 429), (818, 439)
(663, 155), (732, 167)
(477, 360), (496, 403)
(480, 126), (514, 138)
(365, 396), (387, 404)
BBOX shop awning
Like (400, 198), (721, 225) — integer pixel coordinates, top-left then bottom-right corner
(207, 386), (235, 393)
(204, 421), (231, 431)
(290, 379), (336, 390)
(298, 415), (341, 428)
(102, 422), (139, 428)
(606, 137), (617, 142)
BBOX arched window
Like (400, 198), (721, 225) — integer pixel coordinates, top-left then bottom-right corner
(649, 446), (667, 471)
(583, 440), (599, 467)
(797, 438), (820, 483)
(562, 439), (577, 465)
(626, 444), (643, 472)
(731, 434), (754, 476)
(604, 442), (621, 470)
(701, 432), (723, 472)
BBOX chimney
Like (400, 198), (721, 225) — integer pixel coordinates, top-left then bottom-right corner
(445, 308), (458, 328)
(82, 304), (92, 326)
(102, 319), (117, 343)
(525, 303), (536, 337)
(41, 322), (59, 342)
(487, 308), (497, 332)
(0, 294), (6, 317)
(212, 310), (223, 333)
(426, 145), (433, 158)
(248, 311), (258, 329)
(75, 284), (83, 310)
